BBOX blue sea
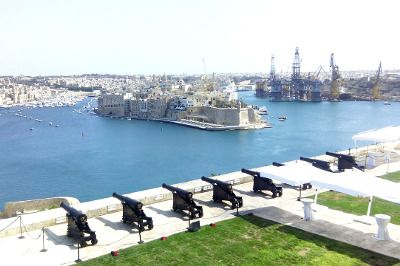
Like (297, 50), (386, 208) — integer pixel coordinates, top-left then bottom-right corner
(1, 92), (400, 209)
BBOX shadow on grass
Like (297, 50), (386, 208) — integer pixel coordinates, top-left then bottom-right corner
(238, 213), (278, 229)
(278, 224), (399, 266)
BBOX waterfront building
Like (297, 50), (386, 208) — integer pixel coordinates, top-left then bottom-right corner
(97, 94), (125, 116)
(96, 91), (266, 129)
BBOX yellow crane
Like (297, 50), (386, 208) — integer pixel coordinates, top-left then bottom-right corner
(372, 62), (382, 100)
(330, 53), (340, 101)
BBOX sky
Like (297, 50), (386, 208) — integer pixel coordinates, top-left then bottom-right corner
(0, 0), (399, 75)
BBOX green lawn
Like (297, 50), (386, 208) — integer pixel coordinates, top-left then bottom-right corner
(381, 171), (400, 182)
(313, 192), (400, 225)
(81, 215), (398, 266)
(310, 170), (400, 225)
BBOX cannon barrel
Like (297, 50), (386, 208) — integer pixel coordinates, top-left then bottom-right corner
(112, 192), (143, 210)
(325, 151), (353, 160)
(300, 156), (331, 171)
(162, 183), (193, 200)
(60, 202), (87, 223)
(272, 162), (285, 167)
(326, 151), (341, 158)
(241, 168), (260, 178)
(201, 176), (232, 190)
(326, 151), (363, 171)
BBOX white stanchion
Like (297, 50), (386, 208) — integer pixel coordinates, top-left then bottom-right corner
(375, 214), (391, 240)
(301, 198), (314, 221)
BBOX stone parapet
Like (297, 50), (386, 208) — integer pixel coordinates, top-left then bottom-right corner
(0, 171), (252, 238)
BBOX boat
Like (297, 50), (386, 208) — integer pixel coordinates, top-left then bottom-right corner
(278, 116), (287, 121)
(384, 101), (391, 105)
(257, 107), (268, 115)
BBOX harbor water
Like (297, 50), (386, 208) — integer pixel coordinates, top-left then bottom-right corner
(1, 92), (400, 209)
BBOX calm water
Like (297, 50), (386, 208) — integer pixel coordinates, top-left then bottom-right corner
(1, 92), (400, 208)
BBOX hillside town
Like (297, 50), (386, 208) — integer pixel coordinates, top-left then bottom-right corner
(1, 69), (400, 129)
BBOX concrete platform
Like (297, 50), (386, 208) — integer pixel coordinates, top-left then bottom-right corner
(1, 181), (399, 265)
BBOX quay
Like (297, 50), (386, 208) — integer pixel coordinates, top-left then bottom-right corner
(169, 118), (270, 131)
(1, 142), (400, 265)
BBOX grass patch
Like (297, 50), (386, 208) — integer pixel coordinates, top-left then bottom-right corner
(381, 171), (400, 182)
(310, 171), (400, 225)
(81, 215), (399, 266)
(312, 192), (400, 225)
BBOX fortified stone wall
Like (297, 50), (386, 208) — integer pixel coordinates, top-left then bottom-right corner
(97, 106), (125, 117)
(247, 108), (258, 123)
(188, 106), (255, 126)
(96, 94), (125, 117)
(2, 197), (80, 218)
(0, 172), (253, 238)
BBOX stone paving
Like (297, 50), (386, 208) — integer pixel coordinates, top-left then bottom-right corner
(1, 179), (400, 265)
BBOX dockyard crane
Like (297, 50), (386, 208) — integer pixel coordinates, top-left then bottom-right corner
(372, 61), (382, 100)
(270, 54), (276, 81)
(330, 53), (341, 101)
(313, 65), (324, 79)
(202, 58), (213, 91)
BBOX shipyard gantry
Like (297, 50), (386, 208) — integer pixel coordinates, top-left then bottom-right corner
(256, 48), (385, 102)
(257, 47), (323, 102)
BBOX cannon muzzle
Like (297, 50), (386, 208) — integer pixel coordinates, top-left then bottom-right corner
(201, 176), (232, 191)
(112, 192), (143, 210)
(162, 183), (193, 200)
(60, 202), (87, 224)
(241, 168), (260, 178)
(326, 151), (342, 158)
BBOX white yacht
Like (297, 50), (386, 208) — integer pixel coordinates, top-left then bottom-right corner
(258, 107), (268, 115)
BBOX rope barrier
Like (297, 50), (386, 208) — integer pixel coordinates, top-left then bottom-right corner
(21, 218), (42, 240)
(0, 216), (20, 232)
(0, 203), (241, 251)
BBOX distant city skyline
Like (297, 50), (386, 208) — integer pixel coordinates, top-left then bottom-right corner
(0, 0), (399, 76)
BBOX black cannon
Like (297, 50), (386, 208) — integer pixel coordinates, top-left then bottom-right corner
(162, 184), (203, 219)
(60, 202), (97, 247)
(241, 168), (282, 197)
(326, 151), (365, 171)
(273, 161), (312, 190)
(201, 176), (243, 209)
(300, 156), (332, 172)
(112, 192), (153, 231)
